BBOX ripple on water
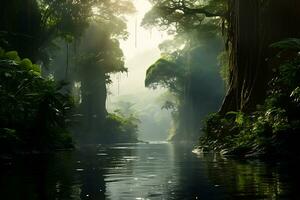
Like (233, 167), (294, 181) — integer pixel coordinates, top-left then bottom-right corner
(109, 146), (137, 150)
(1, 143), (298, 200)
(96, 153), (108, 156)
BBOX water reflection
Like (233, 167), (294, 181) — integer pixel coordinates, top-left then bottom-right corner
(0, 143), (298, 200)
(199, 154), (299, 200)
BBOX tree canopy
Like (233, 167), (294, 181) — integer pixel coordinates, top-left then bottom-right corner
(0, 0), (134, 64)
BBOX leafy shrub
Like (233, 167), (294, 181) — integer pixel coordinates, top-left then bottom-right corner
(103, 112), (140, 143)
(0, 49), (74, 153)
(200, 38), (300, 157)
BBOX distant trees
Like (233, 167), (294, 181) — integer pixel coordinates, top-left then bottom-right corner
(144, 0), (300, 115)
(143, 0), (300, 145)
(180, 0), (300, 156)
(143, 0), (224, 141)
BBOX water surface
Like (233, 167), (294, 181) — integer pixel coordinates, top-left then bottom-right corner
(0, 142), (298, 199)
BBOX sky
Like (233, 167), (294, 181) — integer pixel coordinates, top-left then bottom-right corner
(107, 0), (171, 100)
(107, 0), (172, 141)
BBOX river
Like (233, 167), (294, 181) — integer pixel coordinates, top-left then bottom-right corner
(0, 142), (298, 200)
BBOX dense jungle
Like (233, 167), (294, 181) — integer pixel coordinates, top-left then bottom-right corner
(0, 0), (300, 199)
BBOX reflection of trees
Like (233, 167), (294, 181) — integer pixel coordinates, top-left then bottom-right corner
(164, 145), (299, 200)
(2, 144), (299, 199)
(165, 144), (225, 200)
(0, 144), (136, 200)
(77, 144), (136, 199)
(201, 154), (299, 199)
(0, 152), (77, 200)
(78, 146), (107, 200)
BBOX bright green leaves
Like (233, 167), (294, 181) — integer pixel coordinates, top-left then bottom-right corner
(20, 58), (32, 68)
(104, 112), (140, 142)
(0, 50), (41, 75)
(4, 51), (21, 61)
(0, 49), (73, 151)
(145, 58), (184, 90)
(20, 58), (41, 74)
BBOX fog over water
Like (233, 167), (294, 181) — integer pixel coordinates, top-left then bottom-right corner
(107, 0), (172, 142)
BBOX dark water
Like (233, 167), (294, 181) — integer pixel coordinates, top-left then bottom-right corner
(0, 142), (299, 200)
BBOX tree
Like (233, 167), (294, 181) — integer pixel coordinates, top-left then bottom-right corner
(66, 2), (134, 140)
(75, 23), (128, 137)
(142, 0), (226, 33)
(0, 0), (134, 64)
(220, 0), (300, 114)
(143, 0), (224, 141)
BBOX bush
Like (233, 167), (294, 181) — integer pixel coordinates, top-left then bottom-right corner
(103, 112), (140, 143)
(200, 38), (300, 157)
(0, 48), (74, 153)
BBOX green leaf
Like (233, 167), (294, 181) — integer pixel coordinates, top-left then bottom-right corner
(5, 51), (21, 61)
(271, 38), (300, 51)
(20, 58), (33, 68)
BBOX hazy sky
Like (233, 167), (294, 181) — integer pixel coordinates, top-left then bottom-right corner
(107, 0), (171, 104)
(106, 0), (172, 141)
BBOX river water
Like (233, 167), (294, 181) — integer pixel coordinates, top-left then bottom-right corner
(0, 142), (298, 200)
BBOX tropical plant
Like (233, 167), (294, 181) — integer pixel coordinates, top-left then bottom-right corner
(0, 49), (73, 153)
(200, 38), (300, 157)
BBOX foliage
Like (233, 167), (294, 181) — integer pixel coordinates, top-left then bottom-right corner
(0, 0), (134, 64)
(75, 23), (128, 83)
(71, 16), (130, 140)
(104, 112), (140, 143)
(0, 0), (136, 146)
(145, 58), (185, 93)
(0, 49), (73, 153)
(200, 38), (300, 157)
(143, 0), (225, 141)
(144, 45), (186, 140)
(47, 0), (134, 142)
(143, 0), (226, 33)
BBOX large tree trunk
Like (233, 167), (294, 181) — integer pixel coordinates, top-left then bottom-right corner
(80, 65), (107, 139)
(220, 0), (300, 114)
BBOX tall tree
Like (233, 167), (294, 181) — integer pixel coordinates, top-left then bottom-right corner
(143, 0), (225, 141)
(67, 2), (134, 140)
(144, 0), (300, 115)
(220, 0), (300, 113)
(75, 23), (128, 137)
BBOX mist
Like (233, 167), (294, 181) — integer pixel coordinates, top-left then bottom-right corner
(2, 0), (299, 199)
(107, 0), (173, 142)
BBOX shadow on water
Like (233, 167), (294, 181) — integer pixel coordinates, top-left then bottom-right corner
(0, 143), (299, 200)
(201, 154), (300, 200)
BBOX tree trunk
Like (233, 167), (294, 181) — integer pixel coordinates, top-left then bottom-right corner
(220, 0), (300, 114)
(80, 65), (107, 138)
